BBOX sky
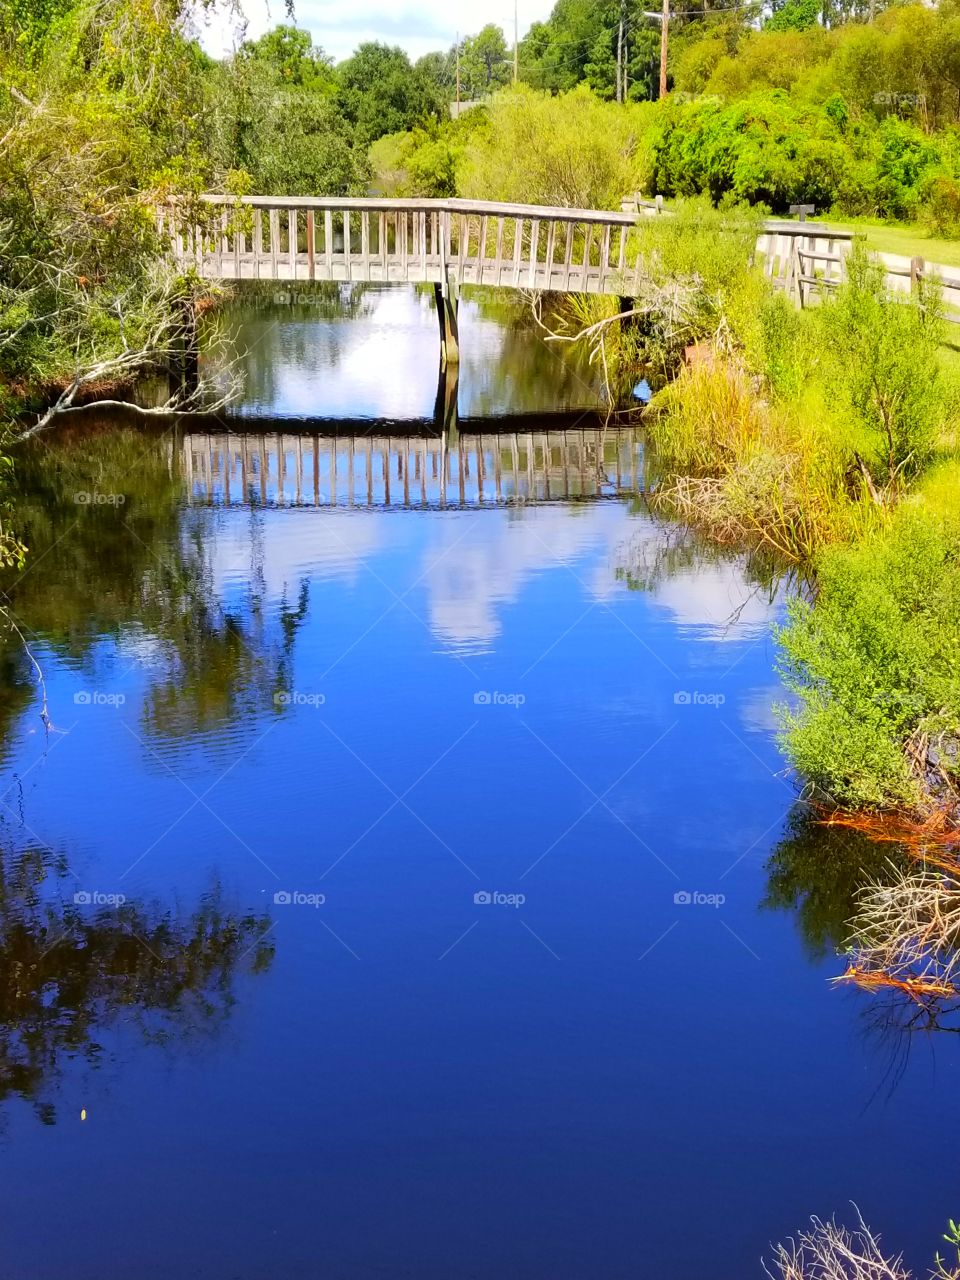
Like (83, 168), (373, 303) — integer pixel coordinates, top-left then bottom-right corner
(197, 0), (556, 62)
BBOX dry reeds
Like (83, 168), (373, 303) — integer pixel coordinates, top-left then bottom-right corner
(765, 1209), (909, 1280)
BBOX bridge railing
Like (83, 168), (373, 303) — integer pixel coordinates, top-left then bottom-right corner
(164, 196), (641, 295)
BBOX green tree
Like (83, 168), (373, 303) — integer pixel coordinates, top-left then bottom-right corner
(459, 24), (511, 98)
(335, 42), (445, 147)
(238, 24), (335, 91)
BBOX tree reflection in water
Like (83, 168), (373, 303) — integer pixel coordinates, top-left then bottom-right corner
(0, 423), (310, 759)
(763, 806), (893, 962)
(0, 837), (274, 1124)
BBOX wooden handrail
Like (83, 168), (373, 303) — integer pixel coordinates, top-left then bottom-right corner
(185, 193), (639, 228)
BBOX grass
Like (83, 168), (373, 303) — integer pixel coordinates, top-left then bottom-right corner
(799, 214), (960, 269)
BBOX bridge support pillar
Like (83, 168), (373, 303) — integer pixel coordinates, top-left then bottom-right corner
(434, 362), (459, 436)
(618, 296), (636, 330)
(434, 274), (460, 366)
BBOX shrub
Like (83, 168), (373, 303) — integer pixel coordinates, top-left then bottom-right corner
(813, 248), (947, 487)
(777, 471), (960, 816)
(650, 92), (851, 212)
(459, 85), (655, 209)
(922, 174), (960, 238)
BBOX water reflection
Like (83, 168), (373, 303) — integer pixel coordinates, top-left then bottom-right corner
(203, 284), (602, 421)
(0, 837), (273, 1124)
(0, 427), (312, 760)
(2, 294), (956, 1278)
(762, 807), (893, 961)
(180, 425), (644, 509)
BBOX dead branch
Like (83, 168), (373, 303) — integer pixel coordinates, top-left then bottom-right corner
(764, 1207), (909, 1280)
(1, 607), (50, 732)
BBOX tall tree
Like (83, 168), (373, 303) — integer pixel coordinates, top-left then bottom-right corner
(335, 42), (445, 147)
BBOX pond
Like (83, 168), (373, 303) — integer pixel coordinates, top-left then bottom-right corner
(0, 284), (956, 1280)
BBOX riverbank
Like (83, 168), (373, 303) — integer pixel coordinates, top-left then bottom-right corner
(617, 209), (960, 830)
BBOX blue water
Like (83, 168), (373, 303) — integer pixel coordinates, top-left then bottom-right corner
(0, 287), (956, 1279)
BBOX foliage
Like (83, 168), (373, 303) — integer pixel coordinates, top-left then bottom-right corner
(334, 41), (445, 148)
(237, 24), (335, 92)
(642, 217), (957, 561)
(369, 110), (489, 197)
(777, 465), (960, 816)
(814, 248), (947, 485)
(647, 90), (954, 216)
(459, 84), (655, 208)
(207, 26), (367, 196)
(765, 0), (822, 33)
(519, 0), (677, 101)
(0, 0), (214, 398)
(457, 25), (512, 99)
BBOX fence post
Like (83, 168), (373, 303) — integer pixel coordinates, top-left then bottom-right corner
(910, 255), (925, 294)
(790, 237), (803, 309)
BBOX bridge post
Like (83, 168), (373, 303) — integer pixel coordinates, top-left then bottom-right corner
(434, 361), (459, 436)
(617, 295), (636, 330)
(434, 272), (460, 366)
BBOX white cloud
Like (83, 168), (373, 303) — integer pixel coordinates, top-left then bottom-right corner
(197, 0), (554, 62)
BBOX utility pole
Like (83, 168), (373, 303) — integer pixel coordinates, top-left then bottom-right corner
(617, 12), (624, 102)
(658, 0), (669, 99)
(456, 31), (461, 111)
(514, 0), (519, 82)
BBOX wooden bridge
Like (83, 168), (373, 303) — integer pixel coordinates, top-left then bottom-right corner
(165, 196), (642, 363)
(166, 194), (904, 366)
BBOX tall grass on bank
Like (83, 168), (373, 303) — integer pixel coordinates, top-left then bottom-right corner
(643, 242), (956, 562)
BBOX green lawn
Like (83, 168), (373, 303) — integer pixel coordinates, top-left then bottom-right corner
(811, 217), (960, 270)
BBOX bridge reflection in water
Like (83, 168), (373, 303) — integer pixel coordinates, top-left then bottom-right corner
(180, 424), (645, 510)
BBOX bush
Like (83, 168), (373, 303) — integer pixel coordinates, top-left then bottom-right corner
(777, 473), (960, 816)
(650, 92), (852, 212)
(870, 116), (945, 220)
(922, 174), (960, 238)
(813, 248), (947, 487)
(459, 85), (655, 209)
